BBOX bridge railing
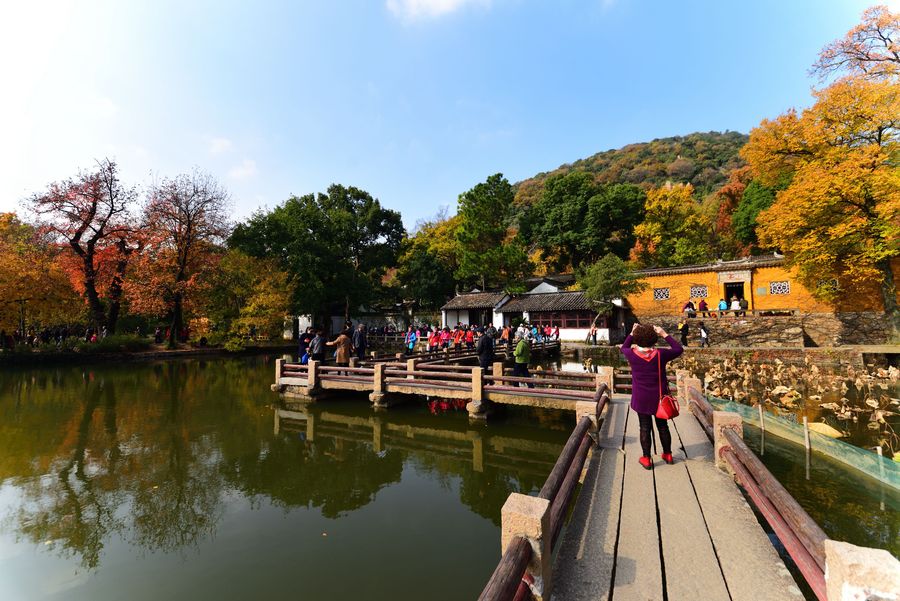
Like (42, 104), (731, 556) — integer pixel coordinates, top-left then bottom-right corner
(681, 375), (900, 601)
(479, 384), (611, 601)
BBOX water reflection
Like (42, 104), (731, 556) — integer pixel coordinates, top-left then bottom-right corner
(0, 357), (569, 594)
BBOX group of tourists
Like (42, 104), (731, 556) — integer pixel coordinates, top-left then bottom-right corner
(0, 325), (109, 349)
(682, 295), (748, 318)
(675, 320), (710, 347)
(296, 322), (370, 367)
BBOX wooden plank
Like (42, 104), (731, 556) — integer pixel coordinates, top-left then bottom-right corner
(672, 413), (803, 601)
(612, 407), (663, 601)
(654, 424), (730, 601)
(551, 446), (624, 600)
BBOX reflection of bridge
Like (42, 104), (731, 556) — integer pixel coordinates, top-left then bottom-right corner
(274, 407), (566, 476)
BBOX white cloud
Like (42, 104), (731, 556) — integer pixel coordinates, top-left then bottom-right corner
(386, 0), (490, 20)
(228, 159), (258, 180)
(209, 137), (233, 155)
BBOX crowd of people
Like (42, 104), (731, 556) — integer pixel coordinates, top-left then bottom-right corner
(682, 295), (748, 318)
(0, 325), (110, 349)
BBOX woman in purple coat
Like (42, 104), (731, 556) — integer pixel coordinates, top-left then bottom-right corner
(620, 323), (683, 470)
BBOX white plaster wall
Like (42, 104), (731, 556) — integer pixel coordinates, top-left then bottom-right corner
(558, 327), (610, 342)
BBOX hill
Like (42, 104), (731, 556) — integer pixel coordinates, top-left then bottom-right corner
(513, 131), (749, 206)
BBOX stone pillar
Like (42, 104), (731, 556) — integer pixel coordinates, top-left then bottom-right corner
(492, 361), (504, 379)
(275, 358), (284, 384)
(713, 411), (742, 472)
(349, 357), (358, 369)
(501, 493), (552, 600)
(825, 539), (900, 601)
(467, 367), (487, 419)
(395, 352), (404, 361)
(307, 360), (319, 390)
(575, 399), (600, 444)
(407, 358), (416, 380)
(685, 376), (703, 414)
(369, 363), (387, 406)
(595, 365), (614, 393)
(676, 369), (690, 402)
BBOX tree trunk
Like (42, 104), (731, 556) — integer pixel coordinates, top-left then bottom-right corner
(168, 293), (183, 347)
(877, 259), (900, 336)
(81, 256), (106, 329)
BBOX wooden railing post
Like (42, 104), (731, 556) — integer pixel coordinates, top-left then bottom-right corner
(824, 540), (900, 601)
(501, 493), (552, 600)
(713, 410), (743, 472)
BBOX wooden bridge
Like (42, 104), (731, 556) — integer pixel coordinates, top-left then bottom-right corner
(270, 351), (899, 600)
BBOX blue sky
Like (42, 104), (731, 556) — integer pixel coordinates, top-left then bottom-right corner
(1, 0), (892, 229)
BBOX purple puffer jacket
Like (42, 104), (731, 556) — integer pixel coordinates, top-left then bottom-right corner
(620, 334), (684, 415)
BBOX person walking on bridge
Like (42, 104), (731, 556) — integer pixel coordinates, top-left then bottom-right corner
(476, 327), (494, 370)
(513, 334), (534, 388)
(620, 323), (683, 470)
(351, 323), (367, 360)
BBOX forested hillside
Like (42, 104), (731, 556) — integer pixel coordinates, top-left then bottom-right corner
(514, 131), (748, 207)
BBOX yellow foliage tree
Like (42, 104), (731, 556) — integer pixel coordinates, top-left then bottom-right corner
(742, 75), (900, 329)
(630, 183), (712, 268)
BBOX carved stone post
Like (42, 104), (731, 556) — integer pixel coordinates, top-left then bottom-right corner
(407, 358), (416, 380)
(467, 367), (486, 419)
(713, 411), (742, 472)
(825, 539), (900, 601)
(501, 493), (553, 600)
(307, 360), (319, 391)
(369, 363), (387, 406)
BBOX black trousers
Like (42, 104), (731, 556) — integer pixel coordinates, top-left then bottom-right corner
(512, 362), (534, 388)
(637, 412), (672, 457)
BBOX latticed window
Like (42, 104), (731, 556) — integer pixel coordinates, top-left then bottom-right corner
(689, 285), (708, 298)
(653, 288), (670, 301)
(769, 281), (790, 295)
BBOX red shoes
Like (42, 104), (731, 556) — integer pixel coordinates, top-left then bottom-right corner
(638, 456), (653, 470)
(661, 453), (674, 465)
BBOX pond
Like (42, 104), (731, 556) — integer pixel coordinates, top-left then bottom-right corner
(0, 356), (571, 600)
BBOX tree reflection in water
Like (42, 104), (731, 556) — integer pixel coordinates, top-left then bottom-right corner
(0, 356), (568, 573)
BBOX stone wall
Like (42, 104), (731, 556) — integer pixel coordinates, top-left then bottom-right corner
(639, 316), (805, 348)
(638, 312), (893, 348)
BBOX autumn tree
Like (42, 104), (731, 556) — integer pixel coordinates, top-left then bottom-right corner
(743, 8), (900, 332)
(229, 184), (404, 324)
(138, 170), (231, 346)
(812, 5), (899, 81)
(630, 183), (713, 268)
(396, 211), (461, 310)
(455, 174), (532, 291)
(29, 159), (140, 333)
(0, 213), (82, 332)
(521, 171), (645, 271)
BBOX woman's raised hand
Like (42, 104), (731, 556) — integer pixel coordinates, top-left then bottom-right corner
(631, 323), (640, 334)
(653, 325), (668, 338)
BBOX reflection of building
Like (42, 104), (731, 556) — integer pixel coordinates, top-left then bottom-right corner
(440, 277), (627, 343)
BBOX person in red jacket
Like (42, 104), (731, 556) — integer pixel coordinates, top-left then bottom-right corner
(620, 323), (684, 470)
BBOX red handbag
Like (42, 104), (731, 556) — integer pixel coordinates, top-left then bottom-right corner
(656, 353), (680, 420)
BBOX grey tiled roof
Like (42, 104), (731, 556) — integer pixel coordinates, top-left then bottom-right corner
(499, 291), (592, 313)
(441, 292), (508, 311)
(635, 254), (784, 277)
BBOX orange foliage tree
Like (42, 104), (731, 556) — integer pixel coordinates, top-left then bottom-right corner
(29, 160), (141, 333)
(743, 5), (900, 331)
(131, 170), (231, 346)
(812, 5), (899, 81)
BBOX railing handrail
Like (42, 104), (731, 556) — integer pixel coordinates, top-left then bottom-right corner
(480, 383), (609, 601)
(686, 381), (829, 601)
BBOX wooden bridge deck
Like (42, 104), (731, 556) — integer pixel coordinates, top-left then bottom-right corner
(551, 397), (804, 601)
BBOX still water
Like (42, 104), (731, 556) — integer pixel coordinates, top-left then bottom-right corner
(0, 356), (571, 600)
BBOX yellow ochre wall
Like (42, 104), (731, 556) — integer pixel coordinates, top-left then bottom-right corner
(627, 263), (895, 317)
